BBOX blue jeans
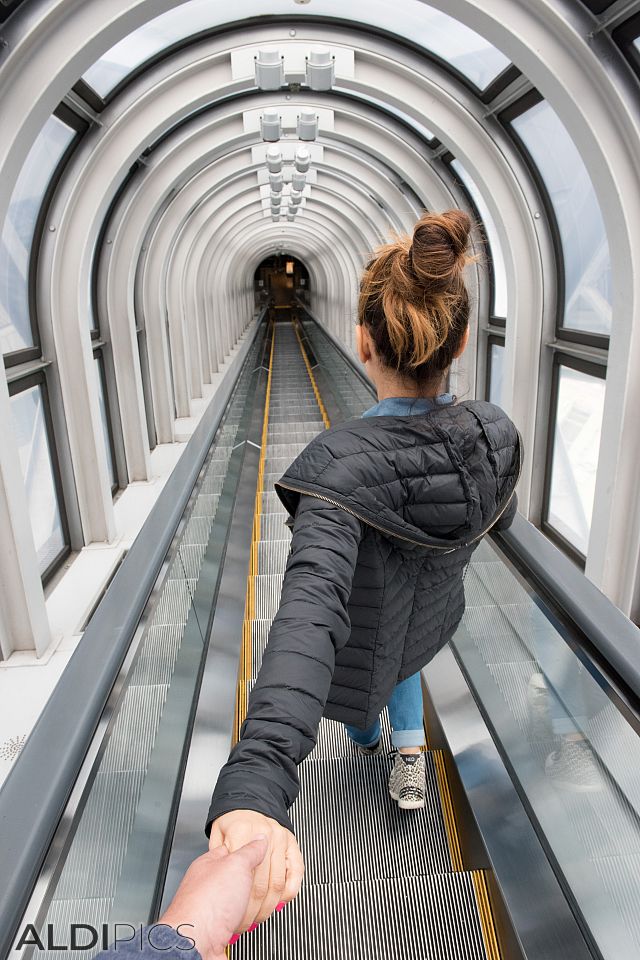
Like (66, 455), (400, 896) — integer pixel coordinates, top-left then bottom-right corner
(344, 672), (425, 749)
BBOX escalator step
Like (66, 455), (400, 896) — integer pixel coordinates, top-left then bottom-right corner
(291, 754), (453, 883)
(232, 871), (488, 960)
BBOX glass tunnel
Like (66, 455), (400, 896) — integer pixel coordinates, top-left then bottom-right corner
(1, 1), (640, 958)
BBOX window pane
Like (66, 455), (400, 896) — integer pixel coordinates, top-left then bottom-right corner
(82, 0), (510, 96)
(511, 101), (612, 336)
(0, 116), (75, 356)
(547, 365), (605, 555)
(451, 159), (508, 317)
(488, 342), (504, 406)
(94, 357), (117, 488)
(10, 384), (66, 574)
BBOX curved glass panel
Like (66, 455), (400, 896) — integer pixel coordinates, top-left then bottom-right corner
(0, 116), (75, 356)
(94, 355), (117, 488)
(450, 159), (508, 318)
(547, 363), (605, 555)
(488, 340), (504, 406)
(510, 101), (612, 336)
(10, 383), (66, 574)
(82, 0), (510, 97)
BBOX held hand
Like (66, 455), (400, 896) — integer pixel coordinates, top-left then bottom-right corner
(209, 809), (304, 933)
(158, 837), (268, 960)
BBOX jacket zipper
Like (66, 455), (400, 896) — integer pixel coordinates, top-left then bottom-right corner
(276, 480), (519, 553)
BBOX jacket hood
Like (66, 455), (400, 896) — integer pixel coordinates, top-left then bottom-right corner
(274, 400), (522, 550)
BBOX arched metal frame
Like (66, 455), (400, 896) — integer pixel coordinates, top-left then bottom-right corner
(0, 0), (639, 658)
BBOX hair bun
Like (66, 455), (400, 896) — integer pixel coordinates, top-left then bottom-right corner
(408, 209), (471, 295)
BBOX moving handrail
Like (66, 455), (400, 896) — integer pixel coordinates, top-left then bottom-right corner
(0, 314), (265, 960)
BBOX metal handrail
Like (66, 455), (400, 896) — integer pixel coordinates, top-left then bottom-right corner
(0, 313), (265, 960)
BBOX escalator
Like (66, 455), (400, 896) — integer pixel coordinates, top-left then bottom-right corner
(225, 320), (498, 959)
(3, 310), (640, 960)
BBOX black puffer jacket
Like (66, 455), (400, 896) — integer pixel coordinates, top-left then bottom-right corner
(206, 400), (522, 834)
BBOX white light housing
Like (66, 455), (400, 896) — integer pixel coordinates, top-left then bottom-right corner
(287, 210), (297, 220)
(265, 145), (283, 174)
(272, 214), (281, 222)
(306, 48), (335, 91)
(271, 206), (281, 217)
(297, 110), (318, 141)
(291, 170), (306, 192)
(270, 191), (282, 205)
(290, 190), (303, 206)
(255, 49), (284, 90)
(261, 110), (282, 142)
(269, 172), (284, 192)
(294, 147), (311, 173)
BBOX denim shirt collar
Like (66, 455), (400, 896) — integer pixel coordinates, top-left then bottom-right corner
(361, 394), (456, 418)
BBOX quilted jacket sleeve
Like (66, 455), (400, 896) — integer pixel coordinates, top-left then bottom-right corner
(205, 494), (363, 835)
(491, 490), (518, 532)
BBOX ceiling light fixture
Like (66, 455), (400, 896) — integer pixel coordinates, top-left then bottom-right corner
(255, 49), (284, 90)
(297, 109), (318, 141)
(294, 147), (311, 173)
(261, 110), (282, 142)
(265, 145), (283, 174)
(306, 48), (334, 91)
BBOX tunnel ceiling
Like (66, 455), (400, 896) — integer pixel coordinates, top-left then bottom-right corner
(2, 0), (640, 613)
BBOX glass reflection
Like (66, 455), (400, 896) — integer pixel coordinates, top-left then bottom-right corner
(511, 101), (612, 336)
(0, 116), (75, 356)
(547, 365), (605, 555)
(10, 384), (66, 574)
(455, 539), (640, 959)
(450, 159), (507, 318)
(82, 0), (510, 96)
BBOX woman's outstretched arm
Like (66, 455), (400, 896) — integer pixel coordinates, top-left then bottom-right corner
(204, 494), (363, 932)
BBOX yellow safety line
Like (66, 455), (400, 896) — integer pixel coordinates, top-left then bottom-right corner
(432, 750), (464, 872)
(472, 871), (503, 960)
(232, 322), (276, 745)
(291, 319), (331, 429)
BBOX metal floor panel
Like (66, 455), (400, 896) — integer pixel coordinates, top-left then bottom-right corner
(256, 539), (291, 575)
(258, 513), (292, 540)
(231, 872), (488, 960)
(254, 573), (285, 619)
(260, 490), (288, 514)
(291, 754), (453, 884)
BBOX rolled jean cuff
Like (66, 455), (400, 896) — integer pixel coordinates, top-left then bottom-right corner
(391, 728), (425, 749)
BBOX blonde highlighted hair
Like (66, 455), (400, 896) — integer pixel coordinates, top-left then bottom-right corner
(358, 209), (475, 381)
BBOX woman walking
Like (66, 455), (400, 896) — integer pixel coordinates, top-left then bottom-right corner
(205, 209), (522, 934)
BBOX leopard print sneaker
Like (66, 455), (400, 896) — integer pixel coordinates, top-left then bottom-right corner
(388, 752), (426, 809)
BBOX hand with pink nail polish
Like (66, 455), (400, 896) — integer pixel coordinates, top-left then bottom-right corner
(158, 837), (268, 960)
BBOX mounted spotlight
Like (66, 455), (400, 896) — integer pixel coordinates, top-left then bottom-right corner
(271, 206), (281, 218)
(261, 109), (282, 142)
(290, 190), (303, 206)
(270, 191), (282, 205)
(287, 210), (297, 221)
(306, 48), (335, 91)
(271, 214), (281, 222)
(269, 172), (284, 193)
(255, 49), (284, 90)
(294, 147), (311, 173)
(291, 170), (306, 192)
(297, 109), (318, 141)
(265, 145), (283, 174)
